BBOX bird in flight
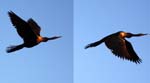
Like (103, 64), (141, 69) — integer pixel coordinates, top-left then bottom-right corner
(85, 31), (148, 64)
(7, 11), (61, 53)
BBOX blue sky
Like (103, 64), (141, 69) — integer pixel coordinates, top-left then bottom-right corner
(74, 0), (150, 83)
(0, 0), (149, 83)
(0, 0), (73, 83)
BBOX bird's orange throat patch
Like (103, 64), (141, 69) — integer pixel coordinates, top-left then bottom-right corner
(120, 32), (126, 38)
(37, 36), (43, 43)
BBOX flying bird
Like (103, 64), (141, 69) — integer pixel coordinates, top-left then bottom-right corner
(85, 31), (148, 64)
(7, 11), (61, 53)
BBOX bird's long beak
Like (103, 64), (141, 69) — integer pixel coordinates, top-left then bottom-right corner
(48, 36), (62, 40)
(132, 33), (149, 36)
(145, 33), (150, 35)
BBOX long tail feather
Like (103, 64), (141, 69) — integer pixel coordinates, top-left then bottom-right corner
(6, 44), (24, 53)
(85, 38), (106, 49)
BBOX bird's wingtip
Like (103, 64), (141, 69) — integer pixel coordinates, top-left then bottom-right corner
(8, 10), (14, 14)
(8, 10), (16, 16)
(135, 60), (142, 64)
(132, 58), (142, 64)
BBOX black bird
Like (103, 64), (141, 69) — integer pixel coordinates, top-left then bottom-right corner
(85, 31), (148, 64)
(7, 11), (61, 53)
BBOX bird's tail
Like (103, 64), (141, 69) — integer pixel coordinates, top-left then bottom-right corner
(6, 44), (24, 53)
(85, 37), (106, 49)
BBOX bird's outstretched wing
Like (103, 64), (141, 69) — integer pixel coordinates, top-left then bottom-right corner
(27, 18), (41, 36)
(8, 11), (37, 40)
(125, 40), (142, 63)
(105, 37), (141, 64)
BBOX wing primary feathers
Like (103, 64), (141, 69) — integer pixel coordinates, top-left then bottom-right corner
(27, 18), (41, 36)
(8, 11), (38, 40)
(125, 40), (142, 64)
(8, 11), (26, 27)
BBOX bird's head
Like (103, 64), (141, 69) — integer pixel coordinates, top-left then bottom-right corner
(124, 32), (133, 38)
(116, 31), (148, 38)
(42, 37), (50, 42)
(126, 33), (148, 38)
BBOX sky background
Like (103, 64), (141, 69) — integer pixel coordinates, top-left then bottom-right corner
(74, 0), (150, 83)
(0, 0), (73, 83)
(0, 0), (149, 83)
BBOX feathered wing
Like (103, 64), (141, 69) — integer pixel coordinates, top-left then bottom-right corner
(125, 40), (142, 63)
(8, 11), (37, 41)
(85, 37), (106, 49)
(6, 44), (24, 53)
(27, 18), (41, 36)
(105, 37), (141, 64)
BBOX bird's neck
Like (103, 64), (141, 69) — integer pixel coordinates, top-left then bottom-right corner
(37, 36), (43, 43)
(119, 32), (126, 38)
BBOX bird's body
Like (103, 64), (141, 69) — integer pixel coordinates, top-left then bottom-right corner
(85, 31), (148, 64)
(7, 11), (61, 53)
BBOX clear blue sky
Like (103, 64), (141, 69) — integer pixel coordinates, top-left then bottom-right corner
(74, 0), (150, 83)
(0, 0), (149, 83)
(0, 0), (73, 83)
